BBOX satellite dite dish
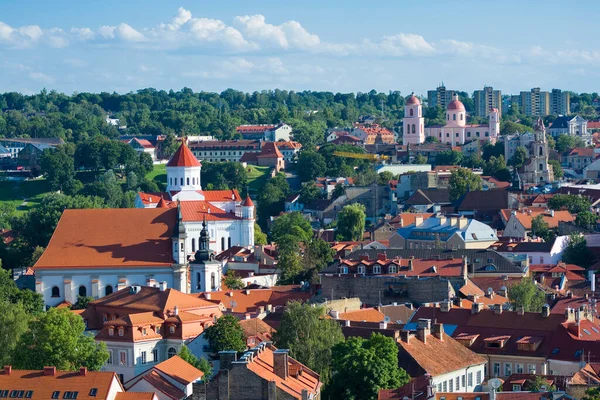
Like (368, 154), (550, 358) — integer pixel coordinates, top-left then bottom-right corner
(488, 378), (502, 390)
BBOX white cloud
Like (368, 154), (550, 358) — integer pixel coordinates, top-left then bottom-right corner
(116, 23), (146, 42)
(234, 15), (320, 51)
(64, 58), (88, 67)
(0, 21), (44, 48)
(28, 71), (54, 84)
(71, 27), (94, 41)
(364, 33), (436, 56)
(98, 26), (116, 39)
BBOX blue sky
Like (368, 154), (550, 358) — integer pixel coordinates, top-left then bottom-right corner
(1, 0), (599, 96)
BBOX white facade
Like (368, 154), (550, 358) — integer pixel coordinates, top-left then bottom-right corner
(432, 364), (486, 394)
(166, 165), (202, 195)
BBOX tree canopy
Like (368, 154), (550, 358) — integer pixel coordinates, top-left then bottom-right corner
(449, 168), (483, 201)
(547, 194), (591, 214)
(508, 278), (545, 312)
(562, 233), (594, 268)
(336, 203), (366, 241)
(204, 314), (246, 353)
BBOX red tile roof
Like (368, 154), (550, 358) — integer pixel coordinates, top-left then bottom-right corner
(242, 196), (255, 207)
(338, 256), (465, 277)
(179, 201), (240, 221)
(116, 393), (157, 400)
(153, 355), (204, 385)
(568, 147), (595, 157)
(257, 142), (283, 159)
(338, 308), (385, 323)
(132, 138), (154, 149)
(236, 124), (277, 133)
(167, 142), (201, 167)
(139, 370), (185, 399)
(501, 208), (575, 229)
(195, 287), (311, 314)
(34, 208), (177, 269)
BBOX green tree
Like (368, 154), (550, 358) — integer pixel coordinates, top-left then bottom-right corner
(71, 295), (95, 310)
(13, 308), (109, 371)
(424, 136), (439, 144)
(0, 300), (30, 367)
(276, 234), (304, 283)
(562, 233), (594, 268)
(449, 168), (483, 201)
(435, 150), (464, 166)
(549, 160), (563, 180)
(204, 314), (246, 353)
(531, 214), (553, 241)
(257, 173), (289, 227)
(510, 146), (528, 169)
(508, 278), (545, 312)
(40, 145), (75, 191)
(271, 211), (312, 243)
(178, 345), (212, 381)
(528, 375), (556, 392)
(576, 211), (597, 231)
(161, 133), (180, 159)
(297, 150), (327, 182)
(583, 387), (600, 400)
(299, 182), (324, 204)
(254, 223), (268, 245)
(331, 183), (345, 200)
(556, 134), (585, 153)
(303, 237), (335, 282)
(223, 269), (245, 290)
(412, 154), (427, 164)
(273, 302), (344, 384)
(548, 194), (590, 214)
(377, 171), (395, 185)
(326, 333), (410, 400)
(336, 203), (366, 241)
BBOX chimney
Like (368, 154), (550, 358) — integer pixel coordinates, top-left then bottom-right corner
(244, 289), (251, 295)
(43, 367), (56, 376)
(450, 217), (458, 226)
(377, 253), (386, 261)
(416, 319), (431, 343)
(432, 323), (444, 341)
(415, 216), (424, 226)
(542, 304), (550, 318)
(258, 306), (265, 314)
(219, 351), (238, 370)
(205, 293), (211, 300)
(331, 310), (340, 319)
(456, 298), (463, 308)
(440, 300), (451, 313)
(79, 367), (87, 376)
(471, 302), (483, 314)
(400, 330), (411, 344)
(462, 256), (468, 279)
(3, 366), (11, 376)
(159, 281), (168, 292)
(245, 313), (251, 320)
(494, 304), (503, 315)
(458, 217), (468, 229)
(266, 304), (273, 313)
(273, 349), (289, 380)
(568, 322), (580, 337)
(565, 307), (576, 322)
(379, 321), (388, 329)
(408, 256), (414, 271)
(173, 306), (179, 316)
(517, 306), (525, 316)
(345, 320), (351, 327)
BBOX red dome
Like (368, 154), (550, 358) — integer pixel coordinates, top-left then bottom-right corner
(167, 142), (201, 167)
(241, 196), (254, 207)
(406, 95), (420, 105)
(447, 99), (466, 111)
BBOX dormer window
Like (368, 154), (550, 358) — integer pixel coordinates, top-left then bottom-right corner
(357, 265), (365, 275)
(155, 325), (161, 334)
(516, 336), (543, 352)
(388, 265), (397, 274)
(373, 265), (381, 274)
(102, 314), (108, 323)
(142, 328), (147, 336)
(169, 325), (176, 334)
(118, 327), (124, 337)
(484, 335), (510, 348)
(108, 327), (114, 336)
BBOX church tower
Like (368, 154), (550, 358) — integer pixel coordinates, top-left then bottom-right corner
(488, 108), (500, 144)
(166, 139), (204, 201)
(190, 218), (222, 293)
(240, 195), (255, 247)
(402, 93), (425, 145)
(520, 118), (554, 185)
(171, 201), (189, 292)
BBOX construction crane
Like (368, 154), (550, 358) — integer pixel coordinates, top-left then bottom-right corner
(333, 151), (390, 162)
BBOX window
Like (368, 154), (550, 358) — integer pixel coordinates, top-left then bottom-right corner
(493, 362), (500, 376)
(108, 327), (114, 336)
(449, 378), (453, 392)
(107, 350), (113, 365)
(339, 266), (348, 274)
(191, 238), (196, 253)
(504, 363), (512, 376)
(453, 114), (456, 121)
(468, 372), (473, 387)
(105, 285), (113, 296)
(456, 377), (460, 389)
(228, 237), (231, 249)
(140, 351), (147, 365)
(476, 370), (482, 384)
(373, 265), (381, 274)
(528, 364), (536, 374)
(357, 266), (365, 275)
(180, 178), (183, 185)
(388, 265), (397, 274)
(187, 177), (189, 185)
(513, 385), (522, 391)
(167, 347), (177, 359)
(515, 363), (524, 373)
(155, 325), (161, 334)
(211, 272), (216, 290)
(539, 163), (543, 170)
(456, 133), (459, 137)
(152, 349), (159, 363)
(462, 375), (466, 388)
(169, 325), (176, 334)
(51, 286), (60, 298)
(52, 393), (60, 400)
(460, 114), (463, 121)
(467, 132), (471, 137)
(89, 389), (98, 397)
(412, 124), (416, 134)
(24, 392), (32, 399)
(119, 351), (127, 366)
(221, 237), (225, 251)
(443, 381), (447, 392)
(180, 242), (184, 252)
(142, 328), (147, 336)
(410, 109), (414, 117)
(438, 384), (442, 393)
(118, 327), (124, 337)
(0, 389), (8, 397)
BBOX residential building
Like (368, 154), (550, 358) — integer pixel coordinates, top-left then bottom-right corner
(0, 366), (149, 400)
(403, 142), (453, 164)
(284, 194), (303, 212)
(189, 140), (260, 162)
(397, 168), (472, 200)
(204, 342), (322, 399)
(127, 138), (156, 161)
(567, 363), (600, 399)
(519, 88), (550, 117)
(427, 85), (457, 110)
(518, 118), (554, 185)
(473, 86), (502, 117)
(584, 158), (600, 179)
(454, 190), (510, 222)
(491, 236), (569, 265)
(353, 123), (396, 144)
(502, 131), (535, 162)
(402, 188), (452, 213)
(397, 319), (487, 393)
(236, 123), (293, 142)
(314, 177), (354, 197)
(550, 89), (571, 115)
(403, 94), (499, 146)
(564, 147), (596, 171)
(529, 262), (586, 292)
(274, 141), (302, 162)
(371, 213), (434, 242)
(16, 143), (44, 168)
(80, 285), (222, 382)
(390, 214), (498, 250)
(501, 208), (575, 240)
(240, 141), (285, 172)
(239, 318), (275, 348)
(124, 355), (204, 400)
(0, 137), (64, 158)
(548, 116), (591, 144)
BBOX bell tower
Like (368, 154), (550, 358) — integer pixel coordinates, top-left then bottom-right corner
(190, 217), (222, 293)
(402, 93), (425, 145)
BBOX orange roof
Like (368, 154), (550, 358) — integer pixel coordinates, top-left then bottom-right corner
(274, 141), (302, 149)
(139, 370), (185, 399)
(116, 393), (157, 400)
(132, 138), (154, 149)
(568, 147), (595, 157)
(239, 318), (275, 338)
(570, 363), (600, 385)
(195, 287), (311, 313)
(501, 208), (575, 229)
(0, 367), (120, 400)
(179, 201), (240, 222)
(153, 355), (204, 385)
(156, 197), (169, 208)
(459, 280), (485, 297)
(242, 196), (255, 207)
(338, 308), (385, 323)
(257, 142), (283, 159)
(167, 142), (201, 167)
(34, 208), (177, 269)
(389, 213), (433, 227)
(236, 124), (277, 133)
(202, 189), (241, 202)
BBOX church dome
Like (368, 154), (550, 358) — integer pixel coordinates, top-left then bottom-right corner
(406, 94), (421, 105)
(167, 141), (201, 167)
(447, 98), (466, 111)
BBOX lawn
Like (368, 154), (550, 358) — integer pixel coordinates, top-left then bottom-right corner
(0, 178), (53, 213)
(146, 163), (167, 188)
(246, 165), (271, 194)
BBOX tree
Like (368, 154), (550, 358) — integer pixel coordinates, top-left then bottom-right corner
(299, 182), (323, 204)
(270, 211), (312, 244)
(549, 160), (563, 180)
(40, 145), (75, 191)
(449, 168), (483, 201)
(424, 136), (439, 144)
(528, 375), (556, 392)
(531, 214), (553, 242)
(254, 223), (268, 245)
(435, 150), (464, 166)
(223, 269), (245, 290)
(276, 234), (305, 283)
(257, 173), (290, 227)
(548, 194), (590, 214)
(0, 268), (43, 315)
(178, 345), (212, 381)
(325, 333), (410, 400)
(377, 171), (395, 185)
(273, 302), (344, 384)
(336, 203), (366, 241)
(303, 237), (335, 282)
(161, 132), (180, 159)
(0, 300), (30, 367)
(583, 387), (600, 400)
(297, 150), (327, 182)
(412, 154), (427, 164)
(71, 295), (94, 310)
(510, 146), (528, 169)
(576, 211), (597, 231)
(13, 308), (109, 371)
(556, 134), (585, 153)
(562, 233), (594, 268)
(331, 183), (345, 200)
(508, 278), (545, 312)
(204, 314), (246, 353)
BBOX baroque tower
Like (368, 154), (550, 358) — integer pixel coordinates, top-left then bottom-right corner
(190, 217), (222, 293)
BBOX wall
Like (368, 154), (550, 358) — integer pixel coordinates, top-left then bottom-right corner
(319, 275), (458, 306)
(432, 364), (485, 393)
(318, 297), (362, 313)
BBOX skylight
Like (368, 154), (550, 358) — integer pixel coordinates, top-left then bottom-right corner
(592, 327), (599, 334)
(583, 329), (591, 335)
(552, 348), (560, 355)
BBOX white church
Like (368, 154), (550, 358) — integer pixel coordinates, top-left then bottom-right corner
(33, 141), (255, 306)
(403, 93), (500, 146)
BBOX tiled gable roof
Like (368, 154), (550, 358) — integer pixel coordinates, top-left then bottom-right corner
(140, 370), (186, 399)
(194, 287), (311, 314)
(167, 142), (201, 167)
(456, 190), (509, 211)
(153, 355), (204, 385)
(338, 308), (385, 323)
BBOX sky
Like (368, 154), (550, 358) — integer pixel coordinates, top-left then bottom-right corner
(1, 0), (600, 96)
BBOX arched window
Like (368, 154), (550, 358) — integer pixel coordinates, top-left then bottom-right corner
(453, 114), (456, 121)
(410, 108), (414, 117)
(539, 147), (543, 156)
(539, 163), (544, 170)
(51, 286), (60, 298)
(79, 286), (87, 297)
(186, 177), (190, 185)
(180, 178), (183, 185)
(228, 237), (231, 249)
(167, 347), (177, 359)
(105, 285), (113, 296)
(211, 273), (216, 290)
(447, 114), (449, 121)
(196, 272), (201, 289)
(191, 238), (196, 253)
(460, 114), (463, 120)
(412, 124), (416, 134)
(221, 237), (225, 251)
(373, 265), (381, 274)
(388, 265), (397, 274)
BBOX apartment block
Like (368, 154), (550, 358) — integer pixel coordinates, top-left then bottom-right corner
(427, 85), (456, 109)
(473, 86), (502, 117)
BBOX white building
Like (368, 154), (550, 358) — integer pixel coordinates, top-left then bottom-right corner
(548, 115), (592, 145)
(502, 131), (535, 161)
(236, 123), (293, 142)
(128, 138), (156, 161)
(403, 94), (499, 146)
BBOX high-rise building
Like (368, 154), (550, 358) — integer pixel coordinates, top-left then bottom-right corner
(550, 89), (570, 115)
(519, 88), (550, 117)
(473, 86), (502, 117)
(427, 84), (456, 109)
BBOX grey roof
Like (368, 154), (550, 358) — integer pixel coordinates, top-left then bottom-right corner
(550, 116), (570, 129)
(405, 189), (451, 206)
(0, 137), (64, 146)
(325, 248), (523, 274)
